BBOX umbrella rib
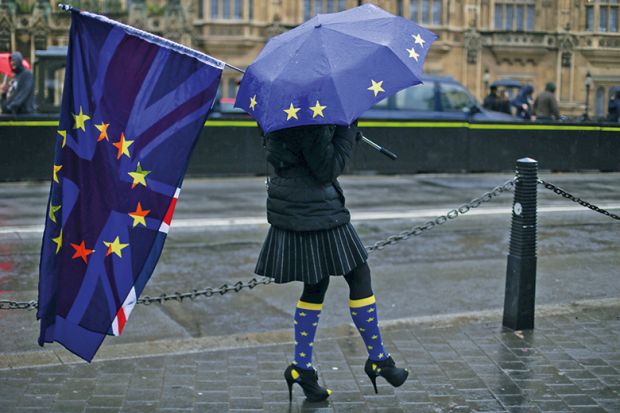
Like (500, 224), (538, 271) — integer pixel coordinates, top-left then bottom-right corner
(318, 30), (348, 123)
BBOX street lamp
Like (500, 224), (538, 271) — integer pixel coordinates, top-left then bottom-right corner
(583, 71), (593, 121)
(483, 68), (490, 91)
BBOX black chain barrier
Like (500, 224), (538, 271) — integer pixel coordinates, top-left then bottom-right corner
(0, 178), (520, 311)
(538, 179), (620, 221)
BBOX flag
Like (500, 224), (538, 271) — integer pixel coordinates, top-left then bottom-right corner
(37, 9), (223, 362)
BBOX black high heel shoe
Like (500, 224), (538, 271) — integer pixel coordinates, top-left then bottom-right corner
(364, 356), (409, 394)
(284, 364), (332, 402)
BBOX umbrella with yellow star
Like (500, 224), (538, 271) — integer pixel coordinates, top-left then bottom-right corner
(234, 3), (437, 133)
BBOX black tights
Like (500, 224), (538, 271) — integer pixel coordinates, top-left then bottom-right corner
(299, 262), (373, 304)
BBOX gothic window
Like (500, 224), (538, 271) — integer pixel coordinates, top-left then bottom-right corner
(210, 0), (247, 20)
(409, 0), (442, 25)
(586, 3), (594, 31)
(586, 0), (619, 32)
(494, 0), (535, 31)
(600, 0), (619, 32)
(304, 0), (349, 20)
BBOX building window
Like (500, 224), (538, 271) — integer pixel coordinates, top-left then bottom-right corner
(600, 0), (619, 32)
(210, 0), (245, 20)
(495, 0), (535, 31)
(586, 5), (594, 31)
(304, 0), (349, 20)
(410, 0), (442, 25)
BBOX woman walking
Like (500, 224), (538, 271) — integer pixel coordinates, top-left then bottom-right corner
(255, 123), (408, 402)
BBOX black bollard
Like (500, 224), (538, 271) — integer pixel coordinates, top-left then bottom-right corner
(502, 158), (538, 331)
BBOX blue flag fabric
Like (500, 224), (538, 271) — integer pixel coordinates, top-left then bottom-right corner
(37, 10), (223, 362)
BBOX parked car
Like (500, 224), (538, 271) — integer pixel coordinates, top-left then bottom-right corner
(362, 75), (518, 122)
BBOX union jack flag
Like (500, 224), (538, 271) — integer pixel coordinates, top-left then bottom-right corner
(37, 9), (223, 361)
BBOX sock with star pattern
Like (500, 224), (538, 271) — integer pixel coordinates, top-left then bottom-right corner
(293, 300), (322, 370)
(349, 295), (388, 361)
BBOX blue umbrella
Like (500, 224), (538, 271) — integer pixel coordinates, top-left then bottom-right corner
(234, 3), (438, 133)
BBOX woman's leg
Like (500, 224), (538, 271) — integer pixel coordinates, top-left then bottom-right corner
(293, 276), (330, 370)
(344, 263), (388, 361)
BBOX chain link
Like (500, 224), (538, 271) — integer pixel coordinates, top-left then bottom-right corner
(0, 300), (38, 310)
(538, 179), (620, 221)
(366, 178), (516, 252)
(0, 179), (516, 310)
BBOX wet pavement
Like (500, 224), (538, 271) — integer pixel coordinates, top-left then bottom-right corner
(1, 300), (619, 412)
(0, 172), (619, 411)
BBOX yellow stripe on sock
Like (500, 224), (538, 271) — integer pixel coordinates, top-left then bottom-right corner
(297, 300), (323, 311)
(349, 295), (376, 308)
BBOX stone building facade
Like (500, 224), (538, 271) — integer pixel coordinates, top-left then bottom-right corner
(1, 0), (618, 118)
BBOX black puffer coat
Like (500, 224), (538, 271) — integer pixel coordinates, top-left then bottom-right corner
(265, 124), (357, 231)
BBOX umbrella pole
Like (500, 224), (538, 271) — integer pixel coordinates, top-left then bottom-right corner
(360, 135), (398, 160)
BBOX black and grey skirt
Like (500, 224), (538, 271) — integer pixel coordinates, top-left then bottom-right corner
(254, 223), (368, 284)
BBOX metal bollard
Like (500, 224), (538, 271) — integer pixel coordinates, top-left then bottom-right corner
(502, 158), (538, 331)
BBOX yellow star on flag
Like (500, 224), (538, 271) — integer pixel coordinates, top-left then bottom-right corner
(309, 101), (327, 118)
(371, 334), (378, 340)
(413, 33), (426, 47)
(52, 229), (62, 254)
(103, 236), (129, 257)
(57, 130), (67, 148)
(367, 317), (375, 322)
(113, 132), (134, 159)
(49, 204), (61, 224)
(299, 312), (306, 317)
(368, 307), (375, 313)
(72, 106), (91, 132)
(407, 47), (420, 61)
(284, 103), (301, 120)
(368, 80), (385, 97)
(378, 353), (384, 358)
(249, 95), (257, 110)
(128, 202), (150, 228)
(128, 162), (151, 189)
(306, 362), (312, 367)
(301, 331), (308, 336)
(95, 122), (110, 142)
(53, 164), (62, 184)
(299, 352), (306, 357)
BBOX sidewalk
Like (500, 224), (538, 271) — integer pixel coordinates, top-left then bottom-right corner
(1, 299), (619, 413)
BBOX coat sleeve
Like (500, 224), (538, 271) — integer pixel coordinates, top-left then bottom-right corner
(6, 71), (33, 113)
(299, 124), (357, 183)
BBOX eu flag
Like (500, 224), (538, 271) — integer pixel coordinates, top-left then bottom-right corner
(37, 10), (223, 361)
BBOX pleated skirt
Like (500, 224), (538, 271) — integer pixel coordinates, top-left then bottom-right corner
(254, 223), (368, 284)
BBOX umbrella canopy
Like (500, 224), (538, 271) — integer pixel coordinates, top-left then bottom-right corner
(0, 53), (31, 77)
(234, 4), (437, 133)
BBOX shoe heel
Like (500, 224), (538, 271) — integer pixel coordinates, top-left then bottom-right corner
(286, 378), (294, 402)
(367, 373), (378, 394)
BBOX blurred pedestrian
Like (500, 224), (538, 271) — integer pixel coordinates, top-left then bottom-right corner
(1, 52), (34, 114)
(511, 85), (534, 119)
(533, 82), (560, 121)
(255, 124), (408, 402)
(496, 89), (512, 114)
(607, 89), (620, 122)
(483, 85), (500, 111)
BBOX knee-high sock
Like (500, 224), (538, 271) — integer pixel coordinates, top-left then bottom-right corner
(349, 295), (388, 361)
(293, 300), (322, 370)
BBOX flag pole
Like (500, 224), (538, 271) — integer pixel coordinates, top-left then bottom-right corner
(56, 3), (396, 160)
